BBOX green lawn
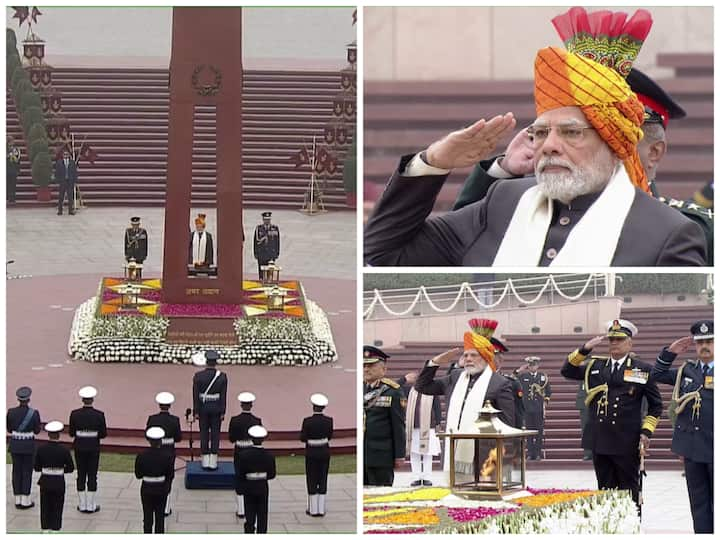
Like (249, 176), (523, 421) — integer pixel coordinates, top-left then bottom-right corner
(8, 451), (356, 475)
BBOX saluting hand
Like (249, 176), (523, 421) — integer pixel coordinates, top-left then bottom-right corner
(432, 348), (463, 366)
(425, 113), (516, 170)
(499, 128), (535, 176)
(668, 336), (695, 355)
(583, 336), (605, 350)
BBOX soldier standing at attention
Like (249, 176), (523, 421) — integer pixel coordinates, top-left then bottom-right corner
(517, 357), (552, 460)
(34, 421), (75, 533)
(561, 319), (662, 512)
(651, 320), (714, 533)
(135, 427), (175, 534)
(124, 216), (149, 265)
(253, 211), (280, 279)
(363, 345), (406, 486)
(300, 393), (333, 516)
(7, 386), (41, 509)
(236, 425), (276, 534)
(192, 350), (227, 470)
(146, 392), (182, 517)
(69, 385), (107, 513)
(229, 392), (262, 518)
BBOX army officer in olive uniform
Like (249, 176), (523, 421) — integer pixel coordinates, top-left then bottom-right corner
(651, 320), (714, 533)
(561, 319), (662, 511)
(363, 345), (406, 486)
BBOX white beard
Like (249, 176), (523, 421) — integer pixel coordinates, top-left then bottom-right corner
(536, 152), (617, 205)
(463, 364), (484, 376)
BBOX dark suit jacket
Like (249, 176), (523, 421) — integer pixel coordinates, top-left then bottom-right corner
(188, 231), (215, 266)
(54, 159), (78, 184)
(364, 155), (707, 267)
(415, 362), (515, 429)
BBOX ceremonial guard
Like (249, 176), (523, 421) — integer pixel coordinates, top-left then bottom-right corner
(7, 135), (20, 204)
(651, 320), (714, 533)
(229, 392), (262, 518)
(124, 216), (148, 265)
(517, 357), (552, 460)
(34, 421), (75, 533)
(300, 393), (333, 516)
(561, 320), (662, 511)
(491, 336), (525, 429)
(135, 426), (175, 534)
(146, 392), (182, 516)
(253, 211), (280, 279)
(192, 350), (227, 470)
(363, 345), (406, 486)
(69, 385), (107, 513)
(54, 149), (78, 215)
(7, 386), (41, 509)
(236, 425), (276, 534)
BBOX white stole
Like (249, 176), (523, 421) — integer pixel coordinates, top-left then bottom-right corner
(192, 231), (207, 265)
(492, 164), (635, 266)
(443, 366), (492, 472)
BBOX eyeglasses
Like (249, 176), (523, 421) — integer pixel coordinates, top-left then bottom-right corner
(526, 124), (595, 147)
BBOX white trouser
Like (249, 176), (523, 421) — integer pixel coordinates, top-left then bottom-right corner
(410, 452), (434, 480)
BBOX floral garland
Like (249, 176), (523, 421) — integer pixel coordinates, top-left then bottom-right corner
(363, 487), (639, 534)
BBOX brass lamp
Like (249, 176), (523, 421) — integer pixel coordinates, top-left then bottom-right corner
(124, 259), (143, 281)
(260, 261), (281, 285)
(266, 286), (286, 311)
(437, 401), (537, 500)
(117, 283), (142, 310)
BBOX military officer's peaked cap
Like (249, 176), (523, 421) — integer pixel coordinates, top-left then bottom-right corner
(205, 350), (220, 365)
(155, 392), (175, 405)
(248, 425), (268, 439)
(146, 426), (165, 440)
(311, 393), (329, 407)
(130, 216), (141, 224)
(363, 345), (389, 364)
(524, 356), (541, 365)
(691, 320), (714, 341)
(627, 68), (687, 128)
(606, 319), (638, 338)
(238, 392), (256, 403)
(78, 386), (98, 399)
(16, 386), (32, 401)
(45, 420), (64, 433)
(490, 337), (509, 353)
(262, 211), (272, 218)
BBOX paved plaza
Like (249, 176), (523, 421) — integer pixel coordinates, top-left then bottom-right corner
(6, 207), (356, 280)
(6, 466), (356, 533)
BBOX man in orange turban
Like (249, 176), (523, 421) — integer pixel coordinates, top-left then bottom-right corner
(364, 7), (706, 267)
(414, 333), (515, 475)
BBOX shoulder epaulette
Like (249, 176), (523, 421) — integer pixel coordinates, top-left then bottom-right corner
(381, 378), (400, 389)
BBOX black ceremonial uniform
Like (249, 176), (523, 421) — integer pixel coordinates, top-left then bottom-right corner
(34, 440), (75, 531)
(124, 227), (148, 263)
(134, 446), (174, 534)
(229, 412), (262, 497)
(301, 412), (334, 498)
(561, 349), (662, 507)
(363, 378), (406, 486)
(253, 223), (280, 278)
(7, 404), (41, 500)
(518, 371), (552, 459)
(146, 412), (182, 490)
(651, 350), (713, 533)
(68, 405), (107, 493)
(236, 445), (277, 534)
(502, 371), (525, 429)
(193, 367), (228, 455)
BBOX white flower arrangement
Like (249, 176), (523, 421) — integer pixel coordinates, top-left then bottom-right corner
(68, 294), (338, 366)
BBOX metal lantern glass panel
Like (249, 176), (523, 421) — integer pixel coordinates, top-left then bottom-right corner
(124, 260), (143, 281)
(117, 284), (142, 310)
(439, 401), (536, 500)
(260, 261), (280, 285)
(267, 286), (286, 311)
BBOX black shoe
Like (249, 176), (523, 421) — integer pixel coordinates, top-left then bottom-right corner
(305, 510), (312, 516)
(88, 505), (100, 513)
(422, 480), (433, 486)
(57, 210), (63, 215)
(69, 211), (76, 215)
(410, 480), (422, 487)
(165, 509), (172, 517)
(19, 502), (35, 510)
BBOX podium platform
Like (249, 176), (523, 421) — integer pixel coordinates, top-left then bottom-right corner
(184, 460), (235, 490)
